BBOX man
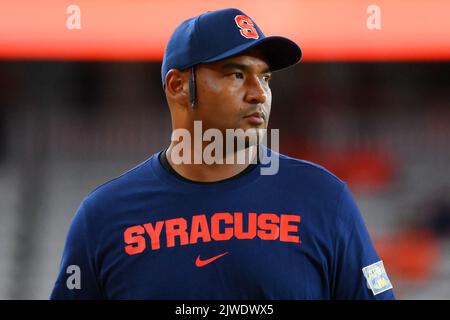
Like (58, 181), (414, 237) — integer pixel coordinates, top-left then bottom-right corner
(51, 8), (394, 299)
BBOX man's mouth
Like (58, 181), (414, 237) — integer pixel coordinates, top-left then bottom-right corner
(244, 112), (265, 125)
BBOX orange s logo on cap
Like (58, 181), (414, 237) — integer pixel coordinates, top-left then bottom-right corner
(234, 15), (259, 39)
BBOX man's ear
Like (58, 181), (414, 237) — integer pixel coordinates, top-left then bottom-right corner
(165, 69), (189, 106)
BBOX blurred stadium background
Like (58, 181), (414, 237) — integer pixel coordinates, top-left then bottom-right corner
(0, 0), (449, 299)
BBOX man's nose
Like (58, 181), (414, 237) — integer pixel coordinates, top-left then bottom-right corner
(244, 76), (267, 104)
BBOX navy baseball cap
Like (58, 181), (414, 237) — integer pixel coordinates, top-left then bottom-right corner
(161, 8), (302, 88)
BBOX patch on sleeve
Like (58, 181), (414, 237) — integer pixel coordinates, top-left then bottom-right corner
(362, 260), (393, 295)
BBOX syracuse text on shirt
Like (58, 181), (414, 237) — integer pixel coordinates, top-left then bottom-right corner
(123, 212), (302, 255)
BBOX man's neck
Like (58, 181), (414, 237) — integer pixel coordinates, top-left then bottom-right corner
(164, 144), (259, 183)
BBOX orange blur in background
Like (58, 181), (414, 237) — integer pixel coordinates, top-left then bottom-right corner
(0, 0), (450, 61)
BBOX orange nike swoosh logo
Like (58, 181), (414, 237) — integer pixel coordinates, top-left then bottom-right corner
(195, 252), (229, 267)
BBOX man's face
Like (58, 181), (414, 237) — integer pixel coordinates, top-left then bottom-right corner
(193, 48), (272, 134)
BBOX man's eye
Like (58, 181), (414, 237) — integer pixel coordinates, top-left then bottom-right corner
(232, 72), (244, 79)
(263, 75), (272, 83)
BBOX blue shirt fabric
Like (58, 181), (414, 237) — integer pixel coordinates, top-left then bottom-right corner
(50, 149), (395, 300)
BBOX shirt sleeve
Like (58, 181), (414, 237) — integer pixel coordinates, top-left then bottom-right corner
(332, 184), (395, 300)
(50, 199), (104, 299)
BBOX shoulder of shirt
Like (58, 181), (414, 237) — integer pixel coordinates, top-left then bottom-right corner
(277, 152), (353, 225)
(277, 151), (345, 186)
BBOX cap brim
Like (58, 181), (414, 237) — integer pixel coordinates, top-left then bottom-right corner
(202, 36), (302, 72)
